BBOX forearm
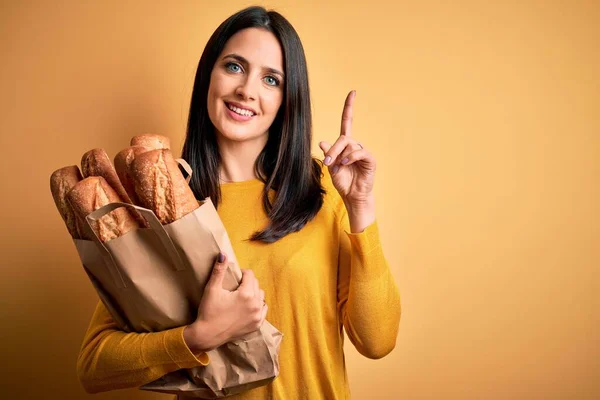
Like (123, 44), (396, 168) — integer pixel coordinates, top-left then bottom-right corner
(77, 302), (208, 394)
(343, 253), (401, 358)
(339, 222), (401, 359)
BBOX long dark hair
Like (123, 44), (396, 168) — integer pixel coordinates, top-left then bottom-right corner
(181, 6), (325, 243)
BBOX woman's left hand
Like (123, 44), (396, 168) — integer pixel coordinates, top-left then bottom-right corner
(319, 91), (377, 232)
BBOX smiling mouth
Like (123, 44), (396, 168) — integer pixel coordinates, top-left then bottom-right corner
(225, 102), (256, 117)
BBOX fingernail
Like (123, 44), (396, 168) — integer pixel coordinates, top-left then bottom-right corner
(218, 253), (225, 263)
(332, 165), (340, 174)
(324, 156), (332, 165)
(341, 157), (349, 165)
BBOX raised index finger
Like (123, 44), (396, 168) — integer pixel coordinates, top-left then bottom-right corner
(340, 90), (356, 137)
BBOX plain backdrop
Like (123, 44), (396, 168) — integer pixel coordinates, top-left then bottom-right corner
(1, 1), (598, 399)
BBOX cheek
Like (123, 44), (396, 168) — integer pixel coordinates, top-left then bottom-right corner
(207, 75), (225, 114)
(264, 91), (283, 116)
(208, 72), (229, 100)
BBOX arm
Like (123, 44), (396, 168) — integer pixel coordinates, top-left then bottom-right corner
(336, 215), (401, 359)
(76, 301), (208, 394)
(319, 90), (400, 358)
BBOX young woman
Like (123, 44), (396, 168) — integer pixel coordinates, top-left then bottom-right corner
(77, 6), (400, 399)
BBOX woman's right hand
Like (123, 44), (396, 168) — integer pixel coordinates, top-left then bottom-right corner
(183, 253), (267, 353)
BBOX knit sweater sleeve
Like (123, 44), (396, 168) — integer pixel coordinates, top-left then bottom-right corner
(76, 300), (209, 394)
(334, 198), (401, 359)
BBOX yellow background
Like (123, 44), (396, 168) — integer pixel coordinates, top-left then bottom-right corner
(1, 1), (598, 399)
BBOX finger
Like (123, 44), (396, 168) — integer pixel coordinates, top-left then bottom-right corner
(319, 141), (332, 155)
(253, 274), (259, 298)
(340, 90), (356, 137)
(323, 135), (351, 166)
(337, 148), (377, 170)
(239, 269), (256, 293)
(207, 252), (227, 288)
(319, 141), (335, 168)
(259, 289), (265, 303)
(337, 142), (364, 166)
(260, 303), (268, 322)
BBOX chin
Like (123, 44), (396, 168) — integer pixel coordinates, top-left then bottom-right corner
(216, 124), (266, 143)
(213, 113), (263, 142)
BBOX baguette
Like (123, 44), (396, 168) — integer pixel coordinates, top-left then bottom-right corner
(50, 165), (89, 239)
(130, 148), (198, 224)
(67, 176), (140, 242)
(114, 145), (153, 205)
(81, 148), (132, 203)
(130, 134), (170, 150)
(82, 148), (150, 228)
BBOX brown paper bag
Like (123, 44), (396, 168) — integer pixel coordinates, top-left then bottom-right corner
(73, 159), (282, 398)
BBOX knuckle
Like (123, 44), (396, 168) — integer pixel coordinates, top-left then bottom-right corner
(239, 290), (253, 301)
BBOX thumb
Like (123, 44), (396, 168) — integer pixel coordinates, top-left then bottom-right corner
(207, 252), (227, 287)
(319, 141), (332, 154)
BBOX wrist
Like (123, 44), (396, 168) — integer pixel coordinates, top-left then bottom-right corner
(344, 196), (376, 233)
(345, 198), (374, 211)
(184, 321), (220, 353)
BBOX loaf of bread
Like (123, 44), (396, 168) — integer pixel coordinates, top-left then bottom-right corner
(130, 148), (198, 224)
(67, 176), (140, 242)
(50, 165), (89, 239)
(82, 148), (151, 228)
(81, 149), (132, 203)
(114, 145), (152, 205)
(130, 134), (170, 150)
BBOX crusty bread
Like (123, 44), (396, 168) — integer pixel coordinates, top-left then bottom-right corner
(114, 145), (152, 205)
(130, 148), (198, 224)
(67, 176), (140, 242)
(81, 148), (132, 204)
(130, 134), (170, 150)
(50, 165), (88, 239)
(82, 148), (150, 228)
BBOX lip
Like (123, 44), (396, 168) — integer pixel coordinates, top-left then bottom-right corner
(225, 101), (257, 115)
(225, 102), (254, 122)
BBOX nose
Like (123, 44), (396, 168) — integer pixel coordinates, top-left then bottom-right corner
(235, 75), (258, 101)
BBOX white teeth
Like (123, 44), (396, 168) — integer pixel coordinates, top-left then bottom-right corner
(227, 103), (255, 117)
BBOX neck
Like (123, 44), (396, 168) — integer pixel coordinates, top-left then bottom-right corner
(217, 134), (267, 183)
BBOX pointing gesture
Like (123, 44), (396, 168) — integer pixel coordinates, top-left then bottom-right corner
(319, 90), (377, 209)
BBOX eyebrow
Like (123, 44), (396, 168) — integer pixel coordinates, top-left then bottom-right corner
(222, 53), (285, 78)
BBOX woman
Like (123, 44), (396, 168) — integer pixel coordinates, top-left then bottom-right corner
(77, 6), (401, 399)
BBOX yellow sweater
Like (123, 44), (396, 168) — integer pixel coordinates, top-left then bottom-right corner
(77, 167), (401, 399)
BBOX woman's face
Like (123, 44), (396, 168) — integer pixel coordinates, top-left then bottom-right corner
(207, 28), (285, 145)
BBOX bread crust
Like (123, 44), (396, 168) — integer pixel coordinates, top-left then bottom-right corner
(130, 149), (198, 224)
(50, 165), (87, 239)
(130, 134), (170, 150)
(67, 176), (140, 242)
(114, 145), (152, 205)
(81, 148), (132, 203)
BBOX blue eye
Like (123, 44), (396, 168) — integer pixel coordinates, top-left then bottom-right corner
(264, 76), (280, 86)
(226, 62), (242, 73)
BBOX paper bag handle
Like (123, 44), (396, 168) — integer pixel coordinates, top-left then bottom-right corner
(85, 201), (186, 289)
(176, 158), (193, 184)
